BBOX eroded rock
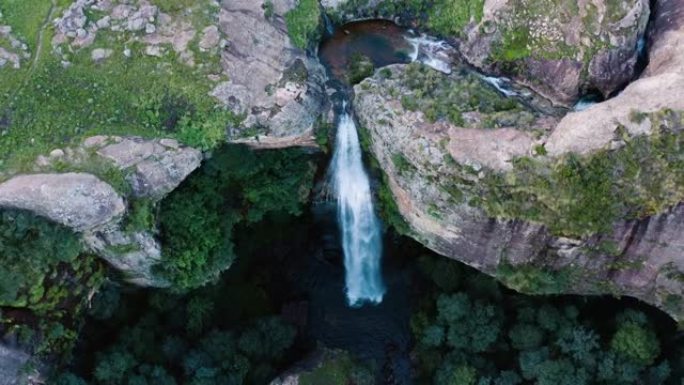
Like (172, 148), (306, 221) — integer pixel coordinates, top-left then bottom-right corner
(214, 0), (327, 147)
(0, 173), (124, 232)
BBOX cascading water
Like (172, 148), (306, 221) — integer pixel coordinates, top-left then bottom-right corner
(330, 106), (385, 307)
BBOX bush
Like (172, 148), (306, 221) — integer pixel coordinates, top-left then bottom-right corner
(157, 145), (316, 290)
(285, 0), (321, 49)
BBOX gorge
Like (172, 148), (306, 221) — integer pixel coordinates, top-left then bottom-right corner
(0, 0), (683, 384)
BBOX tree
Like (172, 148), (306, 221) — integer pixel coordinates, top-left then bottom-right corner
(611, 321), (661, 366)
(508, 323), (544, 351)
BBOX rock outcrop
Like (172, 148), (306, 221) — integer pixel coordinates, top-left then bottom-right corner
(213, 0), (328, 147)
(0, 136), (202, 287)
(353, 0), (684, 320)
(459, 0), (650, 106)
(545, 0), (684, 156)
(0, 173), (125, 232)
(91, 136), (202, 199)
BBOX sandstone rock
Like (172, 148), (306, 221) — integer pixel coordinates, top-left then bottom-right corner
(214, 0), (327, 147)
(0, 173), (125, 232)
(457, 0), (650, 106)
(84, 228), (170, 287)
(95, 136), (203, 199)
(354, 35), (684, 320)
(545, 0), (684, 156)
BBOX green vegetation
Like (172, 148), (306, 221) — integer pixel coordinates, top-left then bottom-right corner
(428, 0), (485, 36)
(299, 350), (373, 385)
(412, 254), (679, 385)
(476, 111), (684, 236)
(0, 209), (105, 357)
(496, 263), (576, 294)
(0, 0), (234, 174)
(347, 53), (375, 84)
(54, 288), (296, 385)
(157, 144), (316, 290)
(397, 62), (533, 128)
(285, 0), (321, 49)
(0, 209), (81, 306)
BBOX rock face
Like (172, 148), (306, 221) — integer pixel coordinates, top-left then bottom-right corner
(323, 0), (650, 107)
(458, 0), (651, 106)
(213, 0), (327, 147)
(353, 0), (684, 320)
(92, 136), (202, 199)
(84, 228), (169, 287)
(545, 0), (684, 157)
(0, 173), (125, 232)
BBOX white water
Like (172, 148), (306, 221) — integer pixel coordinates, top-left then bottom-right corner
(330, 108), (385, 307)
(406, 34), (453, 74)
(480, 75), (520, 97)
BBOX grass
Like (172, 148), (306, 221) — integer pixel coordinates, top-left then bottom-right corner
(0, 0), (236, 175)
(428, 0), (485, 36)
(285, 0), (321, 49)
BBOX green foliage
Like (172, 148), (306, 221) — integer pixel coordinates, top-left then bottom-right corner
(124, 199), (156, 233)
(496, 263), (574, 294)
(262, 1), (275, 19)
(396, 62), (531, 129)
(611, 321), (661, 366)
(299, 350), (374, 385)
(0, 209), (81, 305)
(0, 4), (232, 173)
(428, 0), (485, 36)
(151, 0), (196, 13)
(157, 145), (316, 290)
(412, 254), (674, 385)
(53, 250), (299, 385)
(285, 0), (321, 49)
(348, 53), (375, 85)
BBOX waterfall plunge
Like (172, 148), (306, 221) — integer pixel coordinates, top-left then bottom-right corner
(330, 109), (385, 307)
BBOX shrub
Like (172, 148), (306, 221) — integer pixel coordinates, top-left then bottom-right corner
(285, 0), (321, 49)
(0, 209), (81, 306)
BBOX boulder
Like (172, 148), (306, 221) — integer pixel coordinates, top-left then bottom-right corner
(95, 136), (203, 199)
(0, 173), (125, 232)
(83, 228), (170, 287)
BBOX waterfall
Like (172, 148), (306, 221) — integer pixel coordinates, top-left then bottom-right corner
(330, 107), (385, 307)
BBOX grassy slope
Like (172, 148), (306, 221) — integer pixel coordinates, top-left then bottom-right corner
(0, 0), (233, 176)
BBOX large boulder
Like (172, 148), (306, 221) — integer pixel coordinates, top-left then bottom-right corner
(213, 0), (328, 148)
(0, 173), (125, 232)
(91, 136), (203, 199)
